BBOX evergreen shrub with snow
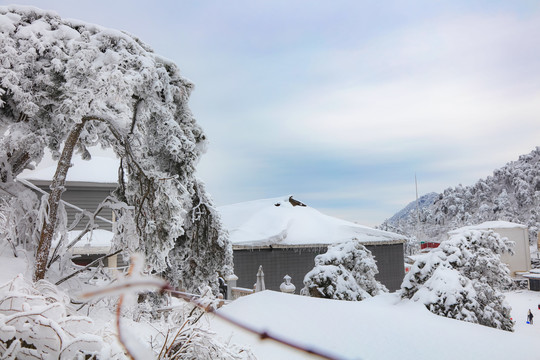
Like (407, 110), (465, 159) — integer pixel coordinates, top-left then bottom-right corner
(401, 230), (515, 331)
(302, 239), (387, 301)
(0, 5), (232, 291)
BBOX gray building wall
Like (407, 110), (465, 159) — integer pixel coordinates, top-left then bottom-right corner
(233, 243), (405, 293)
(367, 243), (405, 292)
(36, 184), (115, 231)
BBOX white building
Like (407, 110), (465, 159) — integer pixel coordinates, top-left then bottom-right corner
(448, 221), (531, 276)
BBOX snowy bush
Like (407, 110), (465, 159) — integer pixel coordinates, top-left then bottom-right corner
(0, 274), (122, 359)
(0, 252), (253, 360)
(302, 239), (387, 301)
(401, 230), (514, 331)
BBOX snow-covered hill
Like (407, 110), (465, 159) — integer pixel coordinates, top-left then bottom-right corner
(385, 192), (439, 226)
(381, 147), (540, 243)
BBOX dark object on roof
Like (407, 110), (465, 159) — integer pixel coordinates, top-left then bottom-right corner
(289, 196), (306, 207)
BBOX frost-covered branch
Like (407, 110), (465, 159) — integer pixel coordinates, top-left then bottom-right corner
(55, 248), (123, 286)
(0, 275), (111, 358)
(47, 195), (122, 268)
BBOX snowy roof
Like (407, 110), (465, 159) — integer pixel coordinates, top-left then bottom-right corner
(19, 155), (119, 185)
(68, 229), (113, 248)
(448, 221), (527, 235)
(405, 253), (429, 264)
(218, 196), (406, 248)
(52, 229), (113, 255)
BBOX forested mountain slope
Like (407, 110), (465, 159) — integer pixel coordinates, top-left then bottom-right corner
(380, 147), (540, 243)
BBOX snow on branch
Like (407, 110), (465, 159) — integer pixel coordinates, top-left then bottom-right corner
(0, 274), (114, 358)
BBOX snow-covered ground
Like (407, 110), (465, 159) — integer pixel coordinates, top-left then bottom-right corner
(211, 290), (540, 360)
(2, 247), (540, 359)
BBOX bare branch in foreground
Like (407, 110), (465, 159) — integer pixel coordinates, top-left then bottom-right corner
(165, 288), (347, 360)
(82, 255), (347, 360)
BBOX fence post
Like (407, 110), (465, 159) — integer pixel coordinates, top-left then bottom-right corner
(225, 274), (238, 300)
(280, 274), (296, 294)
(255, 265), (265, 292)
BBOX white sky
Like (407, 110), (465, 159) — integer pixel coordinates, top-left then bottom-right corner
(4, 0), (540, 226)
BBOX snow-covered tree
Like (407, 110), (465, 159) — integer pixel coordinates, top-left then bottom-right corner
(401, 230), (514, 331)
(0, 6), (231, 291)
(302, 239), (387, 301)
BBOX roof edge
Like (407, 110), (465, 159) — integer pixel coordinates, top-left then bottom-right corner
(232, 239), (406, 250)
(25, 179), (118, 188)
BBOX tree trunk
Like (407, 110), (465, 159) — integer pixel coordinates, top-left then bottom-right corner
(34, 121), (86, 281)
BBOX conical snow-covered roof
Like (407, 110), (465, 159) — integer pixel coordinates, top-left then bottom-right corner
(218, 195), (406, 248)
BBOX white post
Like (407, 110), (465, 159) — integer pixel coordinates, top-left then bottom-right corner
(225, 274), (238, 300)
(108, 254), (117, 269)
(280, 274), (296, 294)
(255, 265), (265, 292)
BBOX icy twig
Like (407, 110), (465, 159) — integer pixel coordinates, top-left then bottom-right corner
(82, 255), (168, 359)
(161, 318), (190, 359)
(157, 329), (171, 359)
(81, 276), (169, 299)
(55, 249), (123, 286)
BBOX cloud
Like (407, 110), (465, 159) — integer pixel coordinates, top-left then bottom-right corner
(194, 9), (540, 225)
(4, 0), (540, 226)
(272, 12), (540, 146)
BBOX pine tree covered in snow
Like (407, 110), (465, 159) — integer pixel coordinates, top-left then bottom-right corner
(381, 147), (540, 245)
(302, 240), (387, 301)
(0, 6), (231, 292)
(401, 230), (514, 331)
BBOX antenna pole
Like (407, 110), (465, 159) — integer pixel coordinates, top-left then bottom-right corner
(415, 173), (420, 226)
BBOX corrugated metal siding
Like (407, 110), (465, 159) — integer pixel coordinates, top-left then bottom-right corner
(37, 185), (115, 231)
(366, 243), (405, 292)
(233, 243), (405, 292)
(233, 247), (323, 291)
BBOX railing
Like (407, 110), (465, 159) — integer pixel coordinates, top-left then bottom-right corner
(225, 267), (296, 300)
(230, 287), (254, 300)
